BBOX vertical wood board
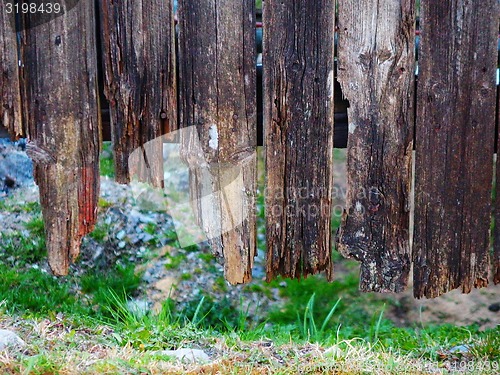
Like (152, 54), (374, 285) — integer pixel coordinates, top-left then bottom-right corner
(0, 10), (23, 137)
(336, 0), (415, 292)
(493, 58), (500, 286)
(178, 0), (257, 284)
(21, 1), (100, 275)
(264, 0), (335, 281)
(98, 0), (177, 185)
(413, 1), (498, 298)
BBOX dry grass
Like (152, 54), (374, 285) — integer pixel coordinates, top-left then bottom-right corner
(1, 313), (496, 375)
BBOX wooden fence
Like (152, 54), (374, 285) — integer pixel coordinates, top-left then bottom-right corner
(1, 1), (499, 298)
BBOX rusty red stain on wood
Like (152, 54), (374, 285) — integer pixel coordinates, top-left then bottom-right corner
(21, 1), (100, 275)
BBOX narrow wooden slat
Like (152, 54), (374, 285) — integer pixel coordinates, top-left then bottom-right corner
(264, 0), (335, 281)
(336, 1), (415, 292)
(0, 10), (23, 137)
(178, 0), (257, 284)
(21, 1), (100, 275)
(413, 1), (498, 298)
(493, 55), (500, 286)
(98, 0), (177, 185)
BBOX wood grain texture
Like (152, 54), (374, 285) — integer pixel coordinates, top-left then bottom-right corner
(98, 0), (177, 185)
(178, 0), (257, 284)
(413, 1), (498, 298)
(21, 1), (100, 275)
(0, 10), (23, 137)
(336, 0), (415, 292)
(493, 43), (500, 286)
(496, 86), (500, 285)
(264, 0), (335, 281)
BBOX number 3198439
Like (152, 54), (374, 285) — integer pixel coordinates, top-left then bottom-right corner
(4, 2), (62, 14)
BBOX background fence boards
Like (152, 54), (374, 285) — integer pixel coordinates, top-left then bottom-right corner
(336, 0), (415, 292)
(0, 11), (23, 138)
(178, 0), (257, 284)
(20, 0), (100, 275)
(264, 0), (335, 281)
(98, 0), (177, 186)
(2, 1), (500, 296)
(413, 1), (498, 298)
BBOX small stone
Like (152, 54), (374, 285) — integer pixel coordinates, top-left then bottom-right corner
(4, 175), (16, 188)
(118, 241), (126, 249)
(142, 233), (155, 243)
(488, 303), (500, 312)
(126, 299), (150, 318)
(130, 235), (141, 245)
(116, 230), (126, 240)
(130, 209), (156, 224)
(160, 348), (210, 363)
(449, 344), (470, 354)
(0, 329), (25, 351)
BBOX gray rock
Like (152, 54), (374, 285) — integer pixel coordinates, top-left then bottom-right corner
(126, 299), (150, 318)
(116, 230), (126, 240)
(449, 344), (470, 354)
(0, 139), (34, 195)
(160, 348), (210, 363)
(0, 329), (26, 351)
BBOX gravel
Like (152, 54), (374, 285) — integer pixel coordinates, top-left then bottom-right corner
(0, 138), (280, 323)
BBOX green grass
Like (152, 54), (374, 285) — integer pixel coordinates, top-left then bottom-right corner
(0, 215), (47, 267)
(0, 267), (83, 316)
(88, 221), (110, 242)
(80, 264), (142, 317)
(100, 142), (115, 178)
(0, 148), (499, 373)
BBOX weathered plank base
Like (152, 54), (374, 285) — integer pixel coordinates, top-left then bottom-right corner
(336, 0), (415, 292)
(264, 0), (335, 281)
(21, 0), (100, 275)
(178, 0), (257, 285)
(413, 0), (497, 298)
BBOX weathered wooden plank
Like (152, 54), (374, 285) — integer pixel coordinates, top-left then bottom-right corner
(493, 57), (500, 286)
(264, 0), (335, 281)
(336, 1), (415, 292)
(98, 0), (177, 185)
(413, 1), (498, 298)
(178, 0), (257, 284)
(0, 9), (23, 137)
(20, 1), (100, 275)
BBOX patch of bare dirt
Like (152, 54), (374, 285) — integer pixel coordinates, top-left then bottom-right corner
(333, 149), (500, 330)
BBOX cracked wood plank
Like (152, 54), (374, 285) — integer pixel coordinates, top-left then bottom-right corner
(0, 10), (23, 138)
(20, 1), (100, 275)
(264, 0), (335, 281)
(336, 1), (415, 292)
(413, 1), (498, 298)
(98, 0), (177, 185)
(178, 0), (257, 284)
